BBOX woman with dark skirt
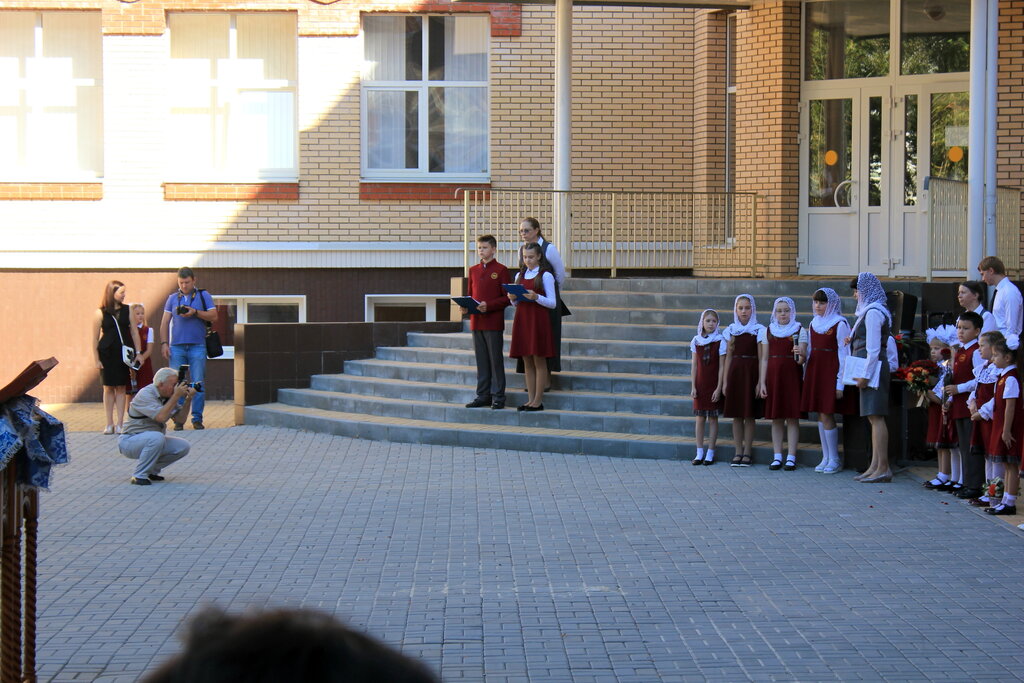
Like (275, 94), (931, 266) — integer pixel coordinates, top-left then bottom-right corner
(92, 280), (141, 434)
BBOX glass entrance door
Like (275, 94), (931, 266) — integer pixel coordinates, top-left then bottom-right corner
(799, 88), (890, 276)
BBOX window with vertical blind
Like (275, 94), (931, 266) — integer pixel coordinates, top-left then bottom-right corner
(0, 11), (103, 180)
(167, 13), (297, 181)
(362, 15), (489, 182)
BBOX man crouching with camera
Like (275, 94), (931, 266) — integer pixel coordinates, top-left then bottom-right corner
(118, 367), (197, 485)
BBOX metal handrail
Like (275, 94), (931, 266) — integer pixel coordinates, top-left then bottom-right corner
(457, 188), (761, 278)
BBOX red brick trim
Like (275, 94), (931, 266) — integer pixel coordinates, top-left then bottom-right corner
(335, 3), (521, 38)
(0, 183), (103, 201)
(163, 183), (300, 201)
(360, 182), (490, 202)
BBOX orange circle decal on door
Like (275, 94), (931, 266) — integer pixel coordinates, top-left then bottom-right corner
(824, 150), (839, 166)
(948, 146), (964, 163)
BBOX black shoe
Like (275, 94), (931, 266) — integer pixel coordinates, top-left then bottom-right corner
(691, 456), (704, 466)
(130, 477), (152, 486)
(769, 459), (782, 471)
(192, 420), (205, 430)
(956, 488), (983, 499)
(173, 422), (185, 431)
(148, 474), (165, 482)
(783, 461), (796, 471)
(491, 402), (505, 410)
(465, 398), (490, 408)
(517, 405), (527, 411)
(986, 504), (1017, 515)
(523, 404), (544, 412)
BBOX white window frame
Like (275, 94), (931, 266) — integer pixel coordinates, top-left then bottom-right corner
(360, 14), (490, 183)
(213, 294), (306, 359)
(0, 11), (103, 181)
(166, 12), (298, 183)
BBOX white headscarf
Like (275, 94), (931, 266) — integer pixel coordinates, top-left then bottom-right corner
(725, 293), (764, 337)
(769, 296), (801, 338)
(693, 308), (724, 347)
(810, 287), (845, 334)
(852, 272), (893, 333)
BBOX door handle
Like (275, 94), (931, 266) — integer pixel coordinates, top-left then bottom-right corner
(834, 179), (854, 208)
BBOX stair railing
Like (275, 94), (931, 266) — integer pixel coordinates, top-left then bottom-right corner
(458, 188), (761, 278)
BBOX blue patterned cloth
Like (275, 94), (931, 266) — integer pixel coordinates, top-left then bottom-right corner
(0, 395), (69, 490)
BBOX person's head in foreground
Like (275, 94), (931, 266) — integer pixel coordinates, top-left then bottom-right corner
(143, 606), (438, 683)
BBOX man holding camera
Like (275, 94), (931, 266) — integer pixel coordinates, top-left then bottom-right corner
(118, 367), (196, 485)
(160, 267), (217, 430)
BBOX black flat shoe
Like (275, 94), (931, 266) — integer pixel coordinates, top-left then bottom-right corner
(691, 456), (704, 466)
(523, 404), (544, 412)
(491, 402), (505, 410)
(768, 459), (782, 471)
(517, 405), (527, 411)
(148, 474), (165, 482)
(985, 504), (1017, 515)
(703, 458), (714, 466)
(783, 461), (796, 471)
(730, 455), (743, 467)
(465, 398), (490, 408)
(130, 477), (151, 486)
(956, 488), (983, 499)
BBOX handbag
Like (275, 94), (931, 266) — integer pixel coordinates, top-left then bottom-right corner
(194, 288), (225, 359)
(110, 312), (137, 367)
(205, 326), (224, 359)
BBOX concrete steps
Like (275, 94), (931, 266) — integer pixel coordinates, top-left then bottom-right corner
(245, 277), (850, 463)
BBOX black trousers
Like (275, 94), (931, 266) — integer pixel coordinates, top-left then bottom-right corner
(473, 329), (505, 403)
(956, 416), (983, 490)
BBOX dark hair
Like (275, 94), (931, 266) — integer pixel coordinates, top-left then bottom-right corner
(99, 280), (126, 314)
(958, 280), (985, 304)
(848, 277), (859, 291)
(517, 242), (554, 294)
(476, 234), (497, 248)
(957, 310), (984, 331)
(142, 607), (438, 683)
(812, 289), (829, 303)
(978, 256), (1005, 275)
(177, 267), (195, 280)
(521, 217), (543, 238)
(989, 337), (1014, 360)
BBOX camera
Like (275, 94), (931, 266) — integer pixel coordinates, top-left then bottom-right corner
(176, 364), (204, 392)
(176, 305), (190, 315)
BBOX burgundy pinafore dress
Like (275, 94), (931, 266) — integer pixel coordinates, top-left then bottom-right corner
(800, 323), (856, 415)
(508, 275), (555, 359)
(988, 367), (1024, 463)
(723, 332), (763, 419)
(764, 331), (802, 419)
(692, 339), (723, 416)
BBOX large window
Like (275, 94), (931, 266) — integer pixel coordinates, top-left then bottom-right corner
(0, 11), (103, 179)
(167, 13), (297, 181)
(362, 15), (489, 181)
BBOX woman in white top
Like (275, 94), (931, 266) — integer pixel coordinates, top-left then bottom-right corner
(957, 280), (997, 335)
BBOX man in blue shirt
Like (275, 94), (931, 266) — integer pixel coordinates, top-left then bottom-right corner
(160, 267), (217, 430)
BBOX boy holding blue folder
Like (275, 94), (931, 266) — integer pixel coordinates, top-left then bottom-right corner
(461, 235), (511, 409)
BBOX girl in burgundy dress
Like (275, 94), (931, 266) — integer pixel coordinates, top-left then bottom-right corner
(801, 288), (854, 474)
(689, 309), (725, 466)
(922, 327), (957, 491)
(757, 297), (807, 471)
(982, 336), (1022, 515)
(723, 294), (765, 467)
(508, 242), (557, 412)
(965, 330), (1001, 506)
(126, 303), (156, 395)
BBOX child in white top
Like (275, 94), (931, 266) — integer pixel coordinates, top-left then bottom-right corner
(689, 309), (726, 465)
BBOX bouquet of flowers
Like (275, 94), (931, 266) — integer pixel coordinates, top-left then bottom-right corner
(894, 359), (941, 408)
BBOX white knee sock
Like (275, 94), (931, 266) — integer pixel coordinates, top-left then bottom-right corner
(824, 428), (841, 472)
(705, 449), (715, 463)
(950, 449), (962, 484)
(815, 423), (828, 471)
(695, 447), (705, 461)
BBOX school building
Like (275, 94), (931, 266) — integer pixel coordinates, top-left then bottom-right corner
(1, 0), (1021, 402)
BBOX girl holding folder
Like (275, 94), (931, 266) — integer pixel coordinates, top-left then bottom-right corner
(508, 243), (558, 411)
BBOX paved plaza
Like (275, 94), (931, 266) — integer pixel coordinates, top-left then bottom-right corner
(35, 410), (1024, 682)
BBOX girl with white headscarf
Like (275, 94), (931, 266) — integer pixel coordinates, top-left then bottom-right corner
(722, 294), (765, 467)
(756, 297), (807, 471)
(801, 288), (855, 474)
(848, 273), (893, 483)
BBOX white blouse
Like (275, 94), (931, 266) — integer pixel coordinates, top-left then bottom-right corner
(513, 269), (557, 310)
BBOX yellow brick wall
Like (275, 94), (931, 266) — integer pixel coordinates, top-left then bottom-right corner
(998, 0), (1024, 272)
(0, 2), (697, 253)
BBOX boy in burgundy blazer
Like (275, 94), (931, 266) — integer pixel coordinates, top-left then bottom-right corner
(463, 235), (511, 409)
